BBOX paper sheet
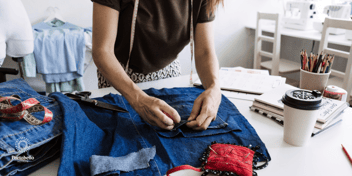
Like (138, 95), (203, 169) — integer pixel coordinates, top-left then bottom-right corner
(194, 68), (286, 95)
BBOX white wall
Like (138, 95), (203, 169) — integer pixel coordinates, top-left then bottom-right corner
(3, 0), (284, 92)
(179, 0), (284, 75)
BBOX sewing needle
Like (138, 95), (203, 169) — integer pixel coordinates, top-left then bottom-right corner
(209, 147), (218, 155)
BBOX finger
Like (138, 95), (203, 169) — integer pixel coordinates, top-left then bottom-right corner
(159, 103), (181, 124)
(153, 115), (175, 130)
(186, 101), (209, 128)
(145, 109), (174, 130)
(187, 111), (207, 128)
(154, 109), (174, 126)
(188, 98), (203, 121)
(193, 116), (214, 131)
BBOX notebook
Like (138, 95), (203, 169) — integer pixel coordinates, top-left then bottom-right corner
(253, 84), (349, 124)
(193, 67), (286, 95)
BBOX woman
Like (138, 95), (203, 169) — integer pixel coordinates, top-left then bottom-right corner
(91, 0), (223, 131)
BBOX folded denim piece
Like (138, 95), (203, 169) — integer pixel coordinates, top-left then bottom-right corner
(0, 79), (63, 176)
(57, 87), (271, 176)
(1, 136), (61, 176)
(90, 146), (156, 176)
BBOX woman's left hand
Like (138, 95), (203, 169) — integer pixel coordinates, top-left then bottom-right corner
(186, 86), (221, 130)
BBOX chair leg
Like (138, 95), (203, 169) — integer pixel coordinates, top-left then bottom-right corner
(17, 62), (24, 79)
(0, 72), (6, 83)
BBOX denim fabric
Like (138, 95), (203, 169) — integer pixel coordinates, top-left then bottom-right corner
(58, 87), (270, 176)
(1, 136), (61, 176)
(0, 79), (62, 176)
(90, 146), (156, 176)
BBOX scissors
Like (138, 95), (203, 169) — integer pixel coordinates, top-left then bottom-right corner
(65, 91), (128, 113)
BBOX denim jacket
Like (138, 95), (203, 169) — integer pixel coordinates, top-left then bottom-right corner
(57, 87), (270, 176)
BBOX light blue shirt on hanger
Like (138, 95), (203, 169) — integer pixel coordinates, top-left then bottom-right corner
(32, 19), (85, 83)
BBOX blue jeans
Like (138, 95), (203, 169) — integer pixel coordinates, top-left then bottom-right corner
(0, 79), (62, 176)
(57, 87), (271, 176)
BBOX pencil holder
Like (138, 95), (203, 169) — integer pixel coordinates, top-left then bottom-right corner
(300, 69), (331, 93)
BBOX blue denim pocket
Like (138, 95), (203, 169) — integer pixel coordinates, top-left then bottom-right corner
(149, 102), (242, 138)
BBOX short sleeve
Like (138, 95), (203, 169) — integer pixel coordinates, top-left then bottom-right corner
(91, 0), (121, 11)
(197, 0), (215, 23)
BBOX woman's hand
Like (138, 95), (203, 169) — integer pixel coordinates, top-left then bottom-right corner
(186, 86), (221, 130)
(130, 93), (181, 130)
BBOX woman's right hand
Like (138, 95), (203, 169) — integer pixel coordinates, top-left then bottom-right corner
(130, 93), (181, 130)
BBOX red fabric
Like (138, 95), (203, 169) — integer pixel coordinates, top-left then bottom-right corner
(204, 144), (254, 176)
(166, 165), (201, 176)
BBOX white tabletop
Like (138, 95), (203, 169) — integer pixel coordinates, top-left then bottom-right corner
(30, 74), (352, 176)
(245, 22), (352, 47)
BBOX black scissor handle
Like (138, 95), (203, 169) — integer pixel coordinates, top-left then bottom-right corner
(75, 91), (91, 99)
(64, 93), (84, 101)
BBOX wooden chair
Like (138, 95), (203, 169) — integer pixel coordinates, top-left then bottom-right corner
(318, 17), (352, 102)
(254, 12), (301, 76)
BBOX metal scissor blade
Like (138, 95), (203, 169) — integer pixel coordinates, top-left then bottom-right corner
(65, 93), (128, 113)
(94, 101), (128, 113)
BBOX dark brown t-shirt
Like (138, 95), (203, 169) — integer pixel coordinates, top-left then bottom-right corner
(91, 0), (215, 74)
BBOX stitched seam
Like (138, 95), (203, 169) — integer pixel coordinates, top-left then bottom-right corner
(5, 142), (60, 176)
(0, 115), (62, 141)
(120, 97), (162, 176)
(0, 90), (53, 104)
(216, 115), (226, 124)
(2, 133), (61, 170)
(0, 140), (13, 153)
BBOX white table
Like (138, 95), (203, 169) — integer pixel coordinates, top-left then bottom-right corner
(30, 75), (352, 176)
(245, 23), (352, 47)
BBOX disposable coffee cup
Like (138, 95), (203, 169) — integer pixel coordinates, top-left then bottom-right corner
(281, 89), (322, 146)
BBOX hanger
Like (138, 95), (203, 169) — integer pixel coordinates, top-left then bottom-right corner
(44, 7), (66, 23)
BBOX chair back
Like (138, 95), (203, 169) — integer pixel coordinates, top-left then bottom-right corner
(318, 17), (352, 101)
(254, 12), (281, 75)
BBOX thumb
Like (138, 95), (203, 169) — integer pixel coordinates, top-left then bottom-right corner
(188, 100), (203, 121)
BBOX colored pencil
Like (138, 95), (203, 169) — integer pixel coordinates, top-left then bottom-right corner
(342, 144), (352, 165)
